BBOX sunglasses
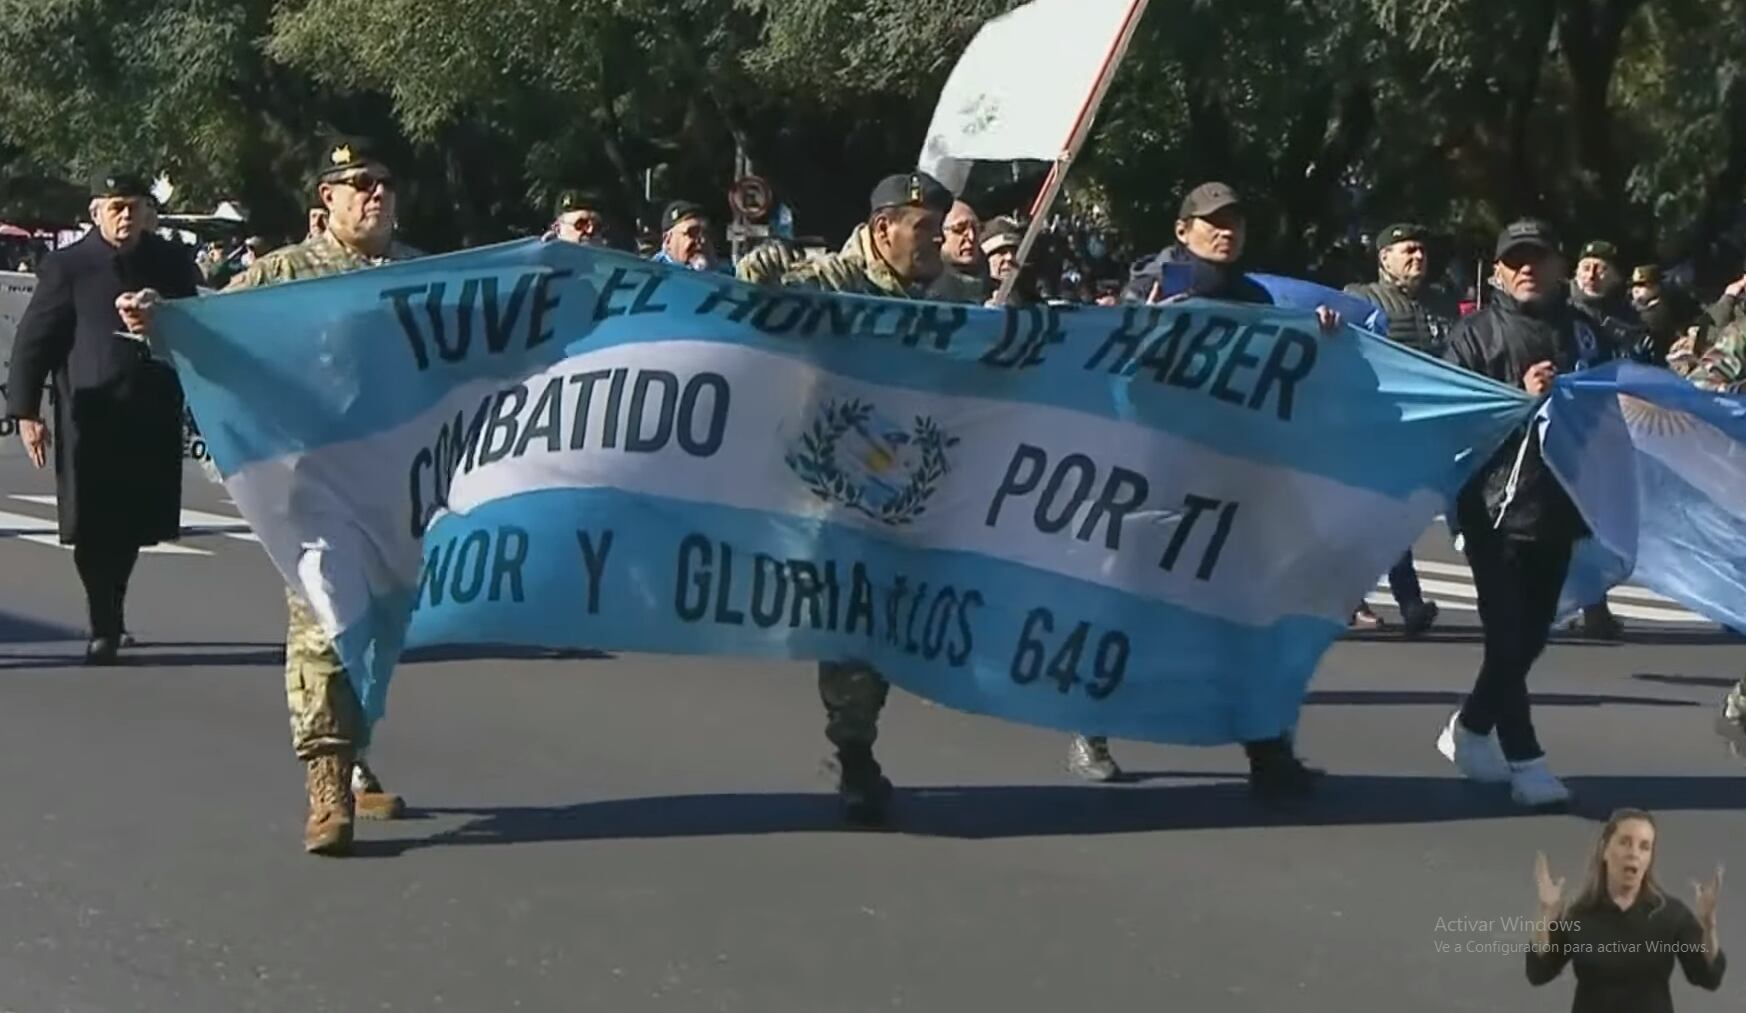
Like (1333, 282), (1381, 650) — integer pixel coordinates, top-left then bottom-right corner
(331, 172), (395, 192)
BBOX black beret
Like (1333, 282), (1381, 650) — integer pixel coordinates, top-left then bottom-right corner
(316, 136), (391, 183)
(89, 170), (149, 200)
(869, 172), (953, 215)
(1376, 223), (1427, 249)
(661, 200), (708, 232)
(1495, 218), (1560, 259)
(1579, 240), (1620, 265)
(1178, 182), (1241, 219)
(556, 189), (607, 216)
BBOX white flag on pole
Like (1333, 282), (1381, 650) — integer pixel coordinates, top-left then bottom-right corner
(918, 0), (1138, 195)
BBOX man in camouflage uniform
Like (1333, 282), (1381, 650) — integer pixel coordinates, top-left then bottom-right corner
(767, 170), (961, 824)
(1701, 270), (1746, 336)
(223, 137), (421, 854)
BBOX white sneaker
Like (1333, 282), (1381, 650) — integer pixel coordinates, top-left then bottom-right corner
(1509, 757), (1572, 808)
(1436, 711), (1511, 783)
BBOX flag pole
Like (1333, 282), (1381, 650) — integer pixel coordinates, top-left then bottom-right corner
(992, 0), (1151, 307)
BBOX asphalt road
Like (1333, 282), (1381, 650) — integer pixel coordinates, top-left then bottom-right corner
(0, 457), (1742, 1013)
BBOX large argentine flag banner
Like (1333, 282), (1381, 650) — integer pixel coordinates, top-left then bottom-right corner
(150, 240), (1532, 743)
(1544, 361), (1746, 628)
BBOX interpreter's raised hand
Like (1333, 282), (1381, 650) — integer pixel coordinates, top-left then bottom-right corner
(1523, 360), (1557, 397)
(1725, 274), (1746, 300)
(1314, 305), (1341, 333)
(1694, 863), (1724, 931)
(115, 288), (160, 335)
(1535, 851), (1566, 914)
(17, 417), (49, 469)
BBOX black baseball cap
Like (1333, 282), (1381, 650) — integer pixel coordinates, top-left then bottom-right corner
(1578, 240), (1620, 266)
(1495, 219), (1560, 259)
(869, 172), (953, 215)
(661, 200), (707, 232)
(1376, 223), (1427, 249)
(1178, 182), (1242, 219)
(316, 136), (391, 184)
(89, 170), (148, 199)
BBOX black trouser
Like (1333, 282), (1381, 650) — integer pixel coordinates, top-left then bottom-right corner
(73, 540), (140, 639)
(1458, 527), (1573, 762)
(1244, 736), (1295, 764)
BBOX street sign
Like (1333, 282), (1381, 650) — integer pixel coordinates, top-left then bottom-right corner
(729, 176), (774, 223)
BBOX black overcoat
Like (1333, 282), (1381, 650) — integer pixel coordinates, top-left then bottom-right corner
(4, 231), (201, 544)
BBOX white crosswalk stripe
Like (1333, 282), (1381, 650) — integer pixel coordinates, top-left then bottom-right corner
(1365, 560), (1710, 625)
(0, 495), (262, 557)
(9, 495), (261, 544)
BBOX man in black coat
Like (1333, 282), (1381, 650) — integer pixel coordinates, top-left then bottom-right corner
(1436, 219), (1624, 810)
(4, 171), (202, 663)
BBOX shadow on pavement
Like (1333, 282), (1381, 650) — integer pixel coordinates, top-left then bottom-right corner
(350, 773), (1743, 855)
(402, 645), (614, 664)
(1634, 673), (1738, 690)
(1305, 689), (1700, 709)
(0, 611), (85, 644)
(0, 647), (284, 669)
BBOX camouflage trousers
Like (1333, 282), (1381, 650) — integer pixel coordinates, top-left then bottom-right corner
(285, 589), (369, 761)
(819, 660), (889, 751)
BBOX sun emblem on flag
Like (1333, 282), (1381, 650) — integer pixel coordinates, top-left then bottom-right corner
(1617, 393), (1699, 439)
(784, 397), (960, 526)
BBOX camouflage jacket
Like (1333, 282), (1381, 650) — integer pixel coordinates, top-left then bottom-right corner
(735, 241), (805, 287)
(223, 231), (422, 291)
(780, 224), (924, 298)
(1669, 316), (1746, 393)
(788, 224), (981, 303)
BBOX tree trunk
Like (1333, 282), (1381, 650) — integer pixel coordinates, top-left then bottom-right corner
(1557, 0), (1648, 246)
(1506, 0), (1559, 212)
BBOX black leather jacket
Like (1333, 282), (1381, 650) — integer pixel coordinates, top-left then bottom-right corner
(1443, 287), (1624, 542)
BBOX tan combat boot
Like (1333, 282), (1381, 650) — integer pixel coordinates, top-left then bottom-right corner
(352, 759), (406, 821)
(303, 753), (356, 855)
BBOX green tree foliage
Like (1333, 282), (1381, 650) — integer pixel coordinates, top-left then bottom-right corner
(0, 0), (1738, 282)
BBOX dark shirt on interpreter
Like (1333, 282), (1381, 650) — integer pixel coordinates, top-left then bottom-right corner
(1526, 893), (1725, 1013)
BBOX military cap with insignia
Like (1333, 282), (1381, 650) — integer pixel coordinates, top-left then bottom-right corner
(1632, 264), (1663, 286)
(556, 188), (607, 216)
(869, 171), (953, 215)
(315, 136), (392, 185)
(661, 200), (708, 232)
(1376, 222), (1427, 249)
(89, 169), (149, 199)
(1579, 240), (1620, 266)
(981, 215), (1021, 256)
